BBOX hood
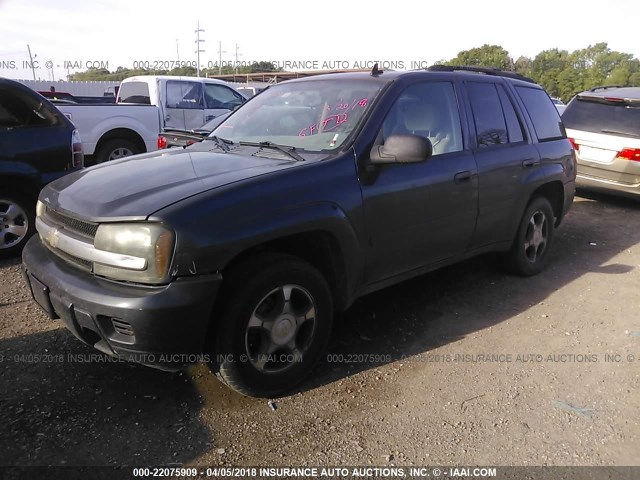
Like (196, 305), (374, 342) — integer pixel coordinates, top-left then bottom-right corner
(40, 145), (300, 221)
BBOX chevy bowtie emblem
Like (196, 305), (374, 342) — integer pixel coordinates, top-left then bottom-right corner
(46, 227), (60, 248)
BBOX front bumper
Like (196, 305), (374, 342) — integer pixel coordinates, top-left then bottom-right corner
(22, 236), (221, 369)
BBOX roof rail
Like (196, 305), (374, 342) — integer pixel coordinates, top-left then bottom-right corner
(588, 85), (624, 92)
(426, 65), (536, 84)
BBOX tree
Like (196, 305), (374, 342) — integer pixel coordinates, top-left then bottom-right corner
(529, 48), (571, 97)
(446, 44), (513, 70)
(514, 56), (532, 77)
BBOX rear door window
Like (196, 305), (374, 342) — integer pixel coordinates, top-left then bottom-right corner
(562, 96), (640, 138)
(515, 86), (564, 141)
(117, 81), (151, 104)
(166, 81), (204, 109)
(467, 82), (509, 147)
(496, 85), (525, 143)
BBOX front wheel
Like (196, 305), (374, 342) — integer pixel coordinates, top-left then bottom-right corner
(211, 254), (333, 397)
(504, 197), (555, 276)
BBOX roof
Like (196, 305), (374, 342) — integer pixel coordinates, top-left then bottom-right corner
(275, 68), (540, 89)
(580, 86), (640, 100)
(120, 75), (231, 85)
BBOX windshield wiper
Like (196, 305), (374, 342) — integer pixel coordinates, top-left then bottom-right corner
(239, 141), (304, 162)
(203, 135), (233, 152)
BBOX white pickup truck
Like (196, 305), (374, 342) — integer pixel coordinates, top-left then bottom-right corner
(56, 103), (161, 164)
(51, 76), (246, 164)
(117, 75), (246, 131)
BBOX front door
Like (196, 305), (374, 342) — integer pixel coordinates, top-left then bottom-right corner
(360, 81), (479, 283)
(203, 83), (245, 124)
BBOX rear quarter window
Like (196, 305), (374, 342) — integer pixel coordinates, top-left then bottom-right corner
(515, 86), (564, 141)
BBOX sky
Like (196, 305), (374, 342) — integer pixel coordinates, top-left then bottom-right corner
(1, 0), (639, 81)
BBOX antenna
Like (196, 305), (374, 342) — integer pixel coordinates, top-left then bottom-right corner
(371, 62), (383, 76)
(194, 21), (205, 77)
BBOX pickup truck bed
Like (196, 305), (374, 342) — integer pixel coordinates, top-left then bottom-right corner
(54, 103), (161, 163)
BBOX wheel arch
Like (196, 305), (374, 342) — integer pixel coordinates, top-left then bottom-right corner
(529, 181), (565, 227)
(95, 128), (147, 157)
(220, 230), (351, 313)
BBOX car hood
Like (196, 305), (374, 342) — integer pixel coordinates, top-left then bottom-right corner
(40, 145), (302, 220)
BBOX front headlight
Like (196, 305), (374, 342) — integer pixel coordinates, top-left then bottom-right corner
(36, 200), (46, 217)
(93, 223), (175, 284)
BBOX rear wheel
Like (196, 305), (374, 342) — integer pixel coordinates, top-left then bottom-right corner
(504, 197), (555, 276)
(95, 139), (139, 163)
(0, 193), (36, 258)
(211, 253), (333, 397)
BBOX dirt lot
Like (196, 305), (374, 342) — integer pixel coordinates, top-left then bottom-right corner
(1, 192), (639, 470)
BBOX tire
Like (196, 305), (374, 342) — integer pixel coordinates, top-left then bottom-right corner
(0, 193), (36, 258)
(95, 139), (139, 164)
(504, 197), (555, 276)
(211, 253), (333, 397)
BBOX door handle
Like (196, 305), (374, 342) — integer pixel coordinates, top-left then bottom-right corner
(522, 158), (541, 168)
(205, 115), (216, 121)
(454, 171), (473, 183)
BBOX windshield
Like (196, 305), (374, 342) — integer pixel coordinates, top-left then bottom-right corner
(211, 79), (383, 152)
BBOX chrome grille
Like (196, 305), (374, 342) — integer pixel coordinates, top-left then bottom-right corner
(46, 244), (93, 272)
(44, 208), (98, 239)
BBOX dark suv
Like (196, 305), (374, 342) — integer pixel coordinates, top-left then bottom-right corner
(22, 66), (575, 397)
(1, 78), (84, 256)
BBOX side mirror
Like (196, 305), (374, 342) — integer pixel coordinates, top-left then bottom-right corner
(370, 134), (432, 164)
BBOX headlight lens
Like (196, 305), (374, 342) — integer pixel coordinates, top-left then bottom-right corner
(93, 223), (175, 284)
(36, 200), (46, 217)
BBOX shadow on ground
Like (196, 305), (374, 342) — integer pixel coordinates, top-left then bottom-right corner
(0, 193), (638, 467)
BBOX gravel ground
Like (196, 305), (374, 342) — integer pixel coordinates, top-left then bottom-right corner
(1, 192), (639, 470)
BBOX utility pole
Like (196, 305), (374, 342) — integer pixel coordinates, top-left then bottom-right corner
(194, 21), (205, 77)
(26, 44), (37, 80)
(176, 39), (180, 62)
(234, 43), (242, 74)
(217, 41), (226, 75)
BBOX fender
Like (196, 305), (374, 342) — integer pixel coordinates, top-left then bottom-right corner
(170, 201), (364, 308)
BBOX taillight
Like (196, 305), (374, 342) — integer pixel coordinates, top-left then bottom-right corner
(71, 129), (84, 167)
(568, 137), (579, 151)
(157, 135), (167, 149)
(618, 148), (640, 162)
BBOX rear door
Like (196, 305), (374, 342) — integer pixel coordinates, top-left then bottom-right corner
(165, 80), (205, 130)
(465, 80), (543, 247)
(360, 80), (478, 282)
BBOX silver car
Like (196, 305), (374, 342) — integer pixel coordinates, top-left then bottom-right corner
(563, 86), (640, 197)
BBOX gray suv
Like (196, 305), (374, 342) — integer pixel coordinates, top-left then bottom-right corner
(23, 65), (575, 397)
